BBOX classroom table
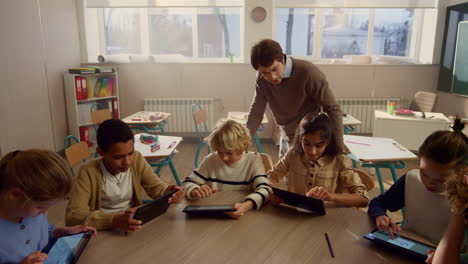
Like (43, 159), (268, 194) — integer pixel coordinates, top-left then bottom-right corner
(344, 135), (418, 194)
(123, 111), (171, 135)
(48, 192), (426, 264)
(134, 133), (183, 185)
(373, 110), (451, 151)
(226, 112), (268, 153)
(343, 114), (362, 134)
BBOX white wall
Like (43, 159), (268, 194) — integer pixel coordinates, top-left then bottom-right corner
(0, 0), (80, 155)
(114, 62), (438, 137)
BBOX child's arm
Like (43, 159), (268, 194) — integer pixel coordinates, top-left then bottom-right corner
(65, 169), (117, 231)
(430, 213), (465, 264)
(307, 186), (368, 207)
(367, 174), (406, 239)
(181, 156), (213, 200)
(244, 156), (271, 210)
(135, 151), (169, 199)
(53, 223), (97, 238)
(268, 150), (291, 187)
(20, 251), (48, 264)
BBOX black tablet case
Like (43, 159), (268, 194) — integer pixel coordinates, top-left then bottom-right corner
(133, 190), (176, 224)
(272, 187), (326, 215)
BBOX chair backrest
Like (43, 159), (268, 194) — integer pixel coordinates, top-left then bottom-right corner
(353, 168), (374, 192)
(90, 102), (112, 124)
(192, 104), (209, 140)
(64, 135), (91, 176)
(409, 91), (437, 112)
(259, 153), (274, 172)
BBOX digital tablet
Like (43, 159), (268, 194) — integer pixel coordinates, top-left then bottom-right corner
(133, 189), (177, 224)
(272, 187), (326, 215)
(44, 230), (93, 264)
(183, 205), (236, 216)
(363, 229), (435, 261)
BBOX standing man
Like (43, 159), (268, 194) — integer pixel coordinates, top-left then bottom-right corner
(246, 39), (343, 156)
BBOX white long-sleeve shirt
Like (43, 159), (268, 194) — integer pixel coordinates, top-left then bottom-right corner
(182, 152), (271, 209)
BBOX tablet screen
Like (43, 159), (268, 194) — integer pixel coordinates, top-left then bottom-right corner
(44, 233), (86, 264)
(367, 230), (434, 257)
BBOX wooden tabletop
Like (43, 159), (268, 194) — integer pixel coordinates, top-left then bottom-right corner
(48, 192), (422, 264)
(122, 111), (171, 125)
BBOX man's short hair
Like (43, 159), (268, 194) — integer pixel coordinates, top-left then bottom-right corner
(250, 39), (284, 70)
(97, 119), (134, 152)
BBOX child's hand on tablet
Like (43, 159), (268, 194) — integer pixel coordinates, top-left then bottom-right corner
(306, 186), (335, 202)
(376, 215), (401, 240)
(425, 249), (435, 263)
(190, 185), (217, 199)
(268, 191), (283, 205)
(20, 251), (48, 264)
(225, 200), (254, 219)
(112, 207), (142, 232)
(165, 185), (184, 204)
(54, 223), (97, 238)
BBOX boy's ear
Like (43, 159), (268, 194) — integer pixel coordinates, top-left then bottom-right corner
(97, 147), (104, 157)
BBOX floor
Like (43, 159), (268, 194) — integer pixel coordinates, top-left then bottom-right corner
(157, 141), (419, 222)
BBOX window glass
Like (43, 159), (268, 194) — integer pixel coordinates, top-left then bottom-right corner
(104, 8), (141, 55)
(322, 8), (369, 58)
(275, 8), (315, 56)
(373, 8), (414, 56)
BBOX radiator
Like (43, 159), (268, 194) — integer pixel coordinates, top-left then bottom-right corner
(144, 98), (222, 134)
(337, 98), (407, 134)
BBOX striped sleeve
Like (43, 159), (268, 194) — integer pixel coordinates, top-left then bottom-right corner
(182, 157), (210, 200)
(244, 155), (271, 209)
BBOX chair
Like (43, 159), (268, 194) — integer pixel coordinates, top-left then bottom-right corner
(409, 91), (437, 112)
(64, 135), (91, 176)
(192, 104), (211, 168)
(90, 102), (112, 157)
(353, 168), (375, 192)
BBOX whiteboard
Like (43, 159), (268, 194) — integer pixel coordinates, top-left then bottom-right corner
(452, 21), (468, 97)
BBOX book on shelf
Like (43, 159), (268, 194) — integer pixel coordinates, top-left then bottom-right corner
(106, 77), (113, 96)
(69, 68), (97, 74)
(100, 78), (108, 97)
(94, 78), (103, 98)
(75, 77), (83, 100)
(87, 66), (114, 73)
(111, 98), (119, 119)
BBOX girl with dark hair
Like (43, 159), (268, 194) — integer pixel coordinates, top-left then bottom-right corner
(268, 112), (368, 208)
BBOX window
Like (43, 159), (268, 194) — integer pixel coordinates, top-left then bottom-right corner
(276, 8), (315, 56)
(274, 7), (424, 61)
(373, 9), (414, 56)
(149, 9), (193, 56)
(104, 8), (141, 55)
(88, 6), (241, 61)
(322, 8), (369, 58)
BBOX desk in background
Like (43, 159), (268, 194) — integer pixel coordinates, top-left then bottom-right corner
(227, 112), (268, 153)
(123, 111), (171, 135)
(48, 191), (423, 264)
(134, 134), (182, 185)
(343, 114), (362, 134)
(373, 110), (451, 151)
(345, 135), (418, 194)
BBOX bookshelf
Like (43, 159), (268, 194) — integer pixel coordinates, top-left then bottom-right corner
(64, 71), (120, 153)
